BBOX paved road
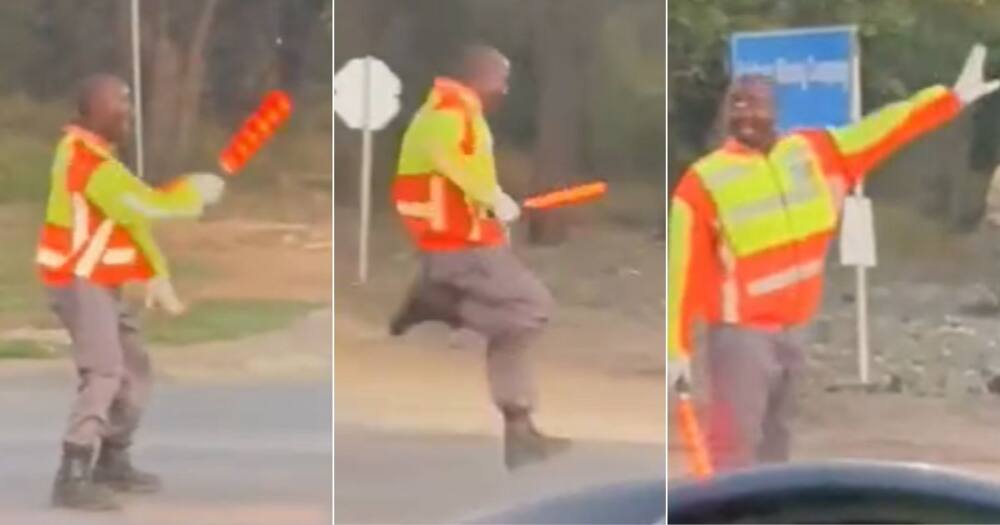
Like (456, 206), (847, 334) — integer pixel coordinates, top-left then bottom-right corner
(0, 368), (332, 525)
(334, 424), (663, 524)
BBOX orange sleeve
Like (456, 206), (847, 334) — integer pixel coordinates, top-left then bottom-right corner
(668, 170), (716, 361)
(829, 86), (961, 185)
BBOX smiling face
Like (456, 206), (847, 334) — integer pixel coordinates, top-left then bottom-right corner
(725, 75), (777, 152)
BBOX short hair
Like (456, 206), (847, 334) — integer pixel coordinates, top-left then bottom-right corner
(76, 73), (123, 118)
(727, 74), (775, 101)
(447, 43), (507, 80)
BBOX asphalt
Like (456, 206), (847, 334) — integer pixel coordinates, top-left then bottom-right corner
(334, 423), (663, 524)
(0, 368), (332, 525)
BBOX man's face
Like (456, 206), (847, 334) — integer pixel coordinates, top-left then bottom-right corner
(726, 79), (776, 151)
(474, 56), (510, 113)
(91, 80), (132, 145)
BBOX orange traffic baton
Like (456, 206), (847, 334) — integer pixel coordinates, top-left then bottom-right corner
(674, 377), (713, 479)
(522, 181), (607, 210)
(218, 90), (294, 175)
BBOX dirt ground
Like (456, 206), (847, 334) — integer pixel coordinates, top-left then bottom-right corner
(157, 190), (333, 304)
(334, 202), (666, 521)
(334, 204), (665, 437)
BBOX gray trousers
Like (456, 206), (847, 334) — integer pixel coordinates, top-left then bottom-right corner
(48, 279), (152, 449)
(419, 246), (553, 411)
(705, 324), (803, 471)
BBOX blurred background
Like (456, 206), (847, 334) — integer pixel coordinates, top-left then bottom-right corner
(334, 1), (665, 523)
(668, 0), (1000, 485)
(0, 3), (332, 524)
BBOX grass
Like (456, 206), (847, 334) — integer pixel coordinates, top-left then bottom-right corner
(0, 299), (321, 359)
(143, 299), (320, 346)
(0, 204), (50, 330)
(0, 339), (57, 359)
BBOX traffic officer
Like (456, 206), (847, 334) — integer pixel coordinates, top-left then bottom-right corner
(39, 74), (225, 510)
(669, 44), (999, 471)
(389, 45), (571, 470)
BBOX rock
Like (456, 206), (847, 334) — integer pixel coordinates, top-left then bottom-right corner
(957, 284), (1000, 317)
(887, 373), (904, 393)
(988, 374), (1000, 395)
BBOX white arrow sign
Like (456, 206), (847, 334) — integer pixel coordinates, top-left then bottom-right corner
(334, 56), (402, 284)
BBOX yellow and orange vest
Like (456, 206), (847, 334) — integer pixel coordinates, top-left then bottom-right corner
(37, 125), (202, 287)
(392, 77), (504, 251)
(669, 85), (961, 359)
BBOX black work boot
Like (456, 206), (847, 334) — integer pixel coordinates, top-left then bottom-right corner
(92, 443), (162, 493)
(52, 443), (120, 511)
(502, 408), (572, 471)
(389, 283), (461, 336)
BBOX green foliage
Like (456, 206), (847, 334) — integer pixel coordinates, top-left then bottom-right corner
(588, 2), (666, 175)
(0, 95), (69, 204)
(0, 340), (56, 360)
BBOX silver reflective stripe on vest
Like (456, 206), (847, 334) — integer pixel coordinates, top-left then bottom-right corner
(73, 219), (115, 278)
(719, 241), (739, 322)
(702, 148), (823, 227)
(396, 176), (446, 231)
(747, 259), (824, 296)
(701, 165), (749, 189)
(36, 247), (67, 268)
(71, 193), (89, 252)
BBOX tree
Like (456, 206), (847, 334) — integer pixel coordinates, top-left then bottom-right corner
(142, 0), (222, 182)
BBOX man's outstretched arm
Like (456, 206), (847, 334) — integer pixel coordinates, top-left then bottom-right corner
(830, 44), (999, 185)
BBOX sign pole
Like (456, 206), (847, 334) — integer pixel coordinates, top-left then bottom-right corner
(335, 55), (401, 284)
(850, 29), (870, 385)
(130, 0), (145, 180)
(359, 56), (373, 284)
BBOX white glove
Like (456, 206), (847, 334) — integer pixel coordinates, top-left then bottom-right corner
(187, 173), (226, 206)
(492, 188), (521, 223)
(669, 357), (692, 391)
(954, 43), (1000, 106)
(145, 277), (187, 316)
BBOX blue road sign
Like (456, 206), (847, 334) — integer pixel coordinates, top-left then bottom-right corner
(730, 26), (857, 132)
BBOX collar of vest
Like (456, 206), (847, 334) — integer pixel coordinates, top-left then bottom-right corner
(431, 77), (482, 114)
(63, 124), (115, 159)
(722, 137), (767, 157)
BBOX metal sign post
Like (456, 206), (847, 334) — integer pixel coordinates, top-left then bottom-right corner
(358, 57), (373, 284)
(130, 0), (145, 180)
(849, 29), (872, 385)
(334, 56), (401, 284)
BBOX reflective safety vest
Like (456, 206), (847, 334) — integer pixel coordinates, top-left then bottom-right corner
(37, 125), (203, 287)
(392, 77), (504, 251)
(668, 85), (961, 360)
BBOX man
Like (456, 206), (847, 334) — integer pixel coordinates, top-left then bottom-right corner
(38, 74), (225, 510)
(389, 45), (570, 470)
(668, 44), (999, 471)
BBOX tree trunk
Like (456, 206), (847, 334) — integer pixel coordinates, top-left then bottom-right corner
(144, 0), (181, 183)
(143, 0), (222, 184)
(175, 0), (221, 162)
(527, 1), (589, 245)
